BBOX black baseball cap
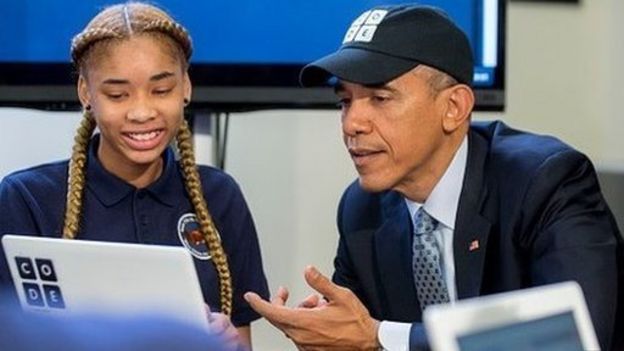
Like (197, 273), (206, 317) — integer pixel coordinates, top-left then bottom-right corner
(299, 4), (474, 87)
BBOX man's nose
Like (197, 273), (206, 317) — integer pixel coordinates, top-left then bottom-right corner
(342, 101), (373, 136)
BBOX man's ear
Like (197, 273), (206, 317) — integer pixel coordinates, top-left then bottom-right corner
(77, 75), (91, 109)
(441, 84), (474, 133)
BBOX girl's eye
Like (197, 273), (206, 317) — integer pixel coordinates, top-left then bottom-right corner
(154, 88), (173, 96)
(106, 93), (126, 101)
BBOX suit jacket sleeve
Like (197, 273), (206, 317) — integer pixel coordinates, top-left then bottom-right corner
(333, 187), (366, 300)
(333, 185), (432, 351)
(518, 149), (621, 350)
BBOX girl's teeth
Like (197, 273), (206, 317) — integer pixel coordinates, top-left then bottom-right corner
(128, 131), (159, 141)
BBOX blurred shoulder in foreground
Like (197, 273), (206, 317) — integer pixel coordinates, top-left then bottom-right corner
(0, 298), (225, 351)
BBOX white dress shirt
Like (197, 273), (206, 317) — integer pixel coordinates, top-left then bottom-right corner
(378, 137), (468, 351)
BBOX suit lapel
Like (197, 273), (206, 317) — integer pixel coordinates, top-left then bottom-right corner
(374, 191), (421, 321)
(369, 129), (494, 316)
(454, 130), (492, 299)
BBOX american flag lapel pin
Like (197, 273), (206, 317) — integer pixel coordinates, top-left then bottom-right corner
(469, 239), (480, 252)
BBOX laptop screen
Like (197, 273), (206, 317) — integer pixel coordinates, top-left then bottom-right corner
(457, 311), (584, 351)
(423, 282), (600, 351)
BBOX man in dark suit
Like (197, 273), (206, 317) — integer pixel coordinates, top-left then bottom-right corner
(245, 4), (623, 350)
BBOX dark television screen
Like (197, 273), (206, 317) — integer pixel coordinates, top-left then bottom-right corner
(0, 0), (505, 111)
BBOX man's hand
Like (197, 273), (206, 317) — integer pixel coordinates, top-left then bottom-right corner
(244, 266), (380, 350)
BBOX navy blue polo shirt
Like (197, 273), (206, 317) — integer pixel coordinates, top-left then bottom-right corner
(0, 135), (269, 326)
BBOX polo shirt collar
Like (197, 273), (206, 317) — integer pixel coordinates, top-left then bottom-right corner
(86, 135), (179, 207)
(146, 146), (179, 207)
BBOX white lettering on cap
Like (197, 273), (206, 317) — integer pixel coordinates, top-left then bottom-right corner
(343, 9), (388, 44)
(354, 25), (377, 42)
(352, 10), (371, 26)
(343, 26), (359, 43)
(365, 10), (388, 25)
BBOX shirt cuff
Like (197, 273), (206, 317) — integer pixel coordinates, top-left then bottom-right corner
(378, 320), (412, 351)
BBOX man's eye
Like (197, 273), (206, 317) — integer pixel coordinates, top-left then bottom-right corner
(372, 95), (390, 103)
(336, 98), (351, 108)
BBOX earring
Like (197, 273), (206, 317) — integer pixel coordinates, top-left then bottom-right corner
(183, 98), (190, 106)
(83, 105), (94, 120)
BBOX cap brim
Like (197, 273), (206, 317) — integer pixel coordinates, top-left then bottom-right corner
(300, 47), (419, 87)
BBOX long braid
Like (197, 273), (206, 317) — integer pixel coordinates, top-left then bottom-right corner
(62, 110), (96, 239)
(176, 120), (233, 316)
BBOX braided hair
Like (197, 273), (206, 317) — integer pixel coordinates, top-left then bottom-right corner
(66, 2), (232, 316)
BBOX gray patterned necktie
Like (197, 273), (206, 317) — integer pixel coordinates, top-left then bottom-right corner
(412, 207), (450, 310)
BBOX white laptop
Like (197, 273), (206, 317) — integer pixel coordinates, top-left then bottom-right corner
(2, 234), (209, 330)
(423, 281), (600, 351)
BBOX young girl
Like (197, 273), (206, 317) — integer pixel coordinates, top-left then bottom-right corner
(0, 2), (268, 348)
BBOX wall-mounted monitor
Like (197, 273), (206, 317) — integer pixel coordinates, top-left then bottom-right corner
(0, 0), (505, 112)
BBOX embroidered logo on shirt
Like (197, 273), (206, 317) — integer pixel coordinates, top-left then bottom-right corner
(177, 213), (220, 260)
(343, 9), (388, 43)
